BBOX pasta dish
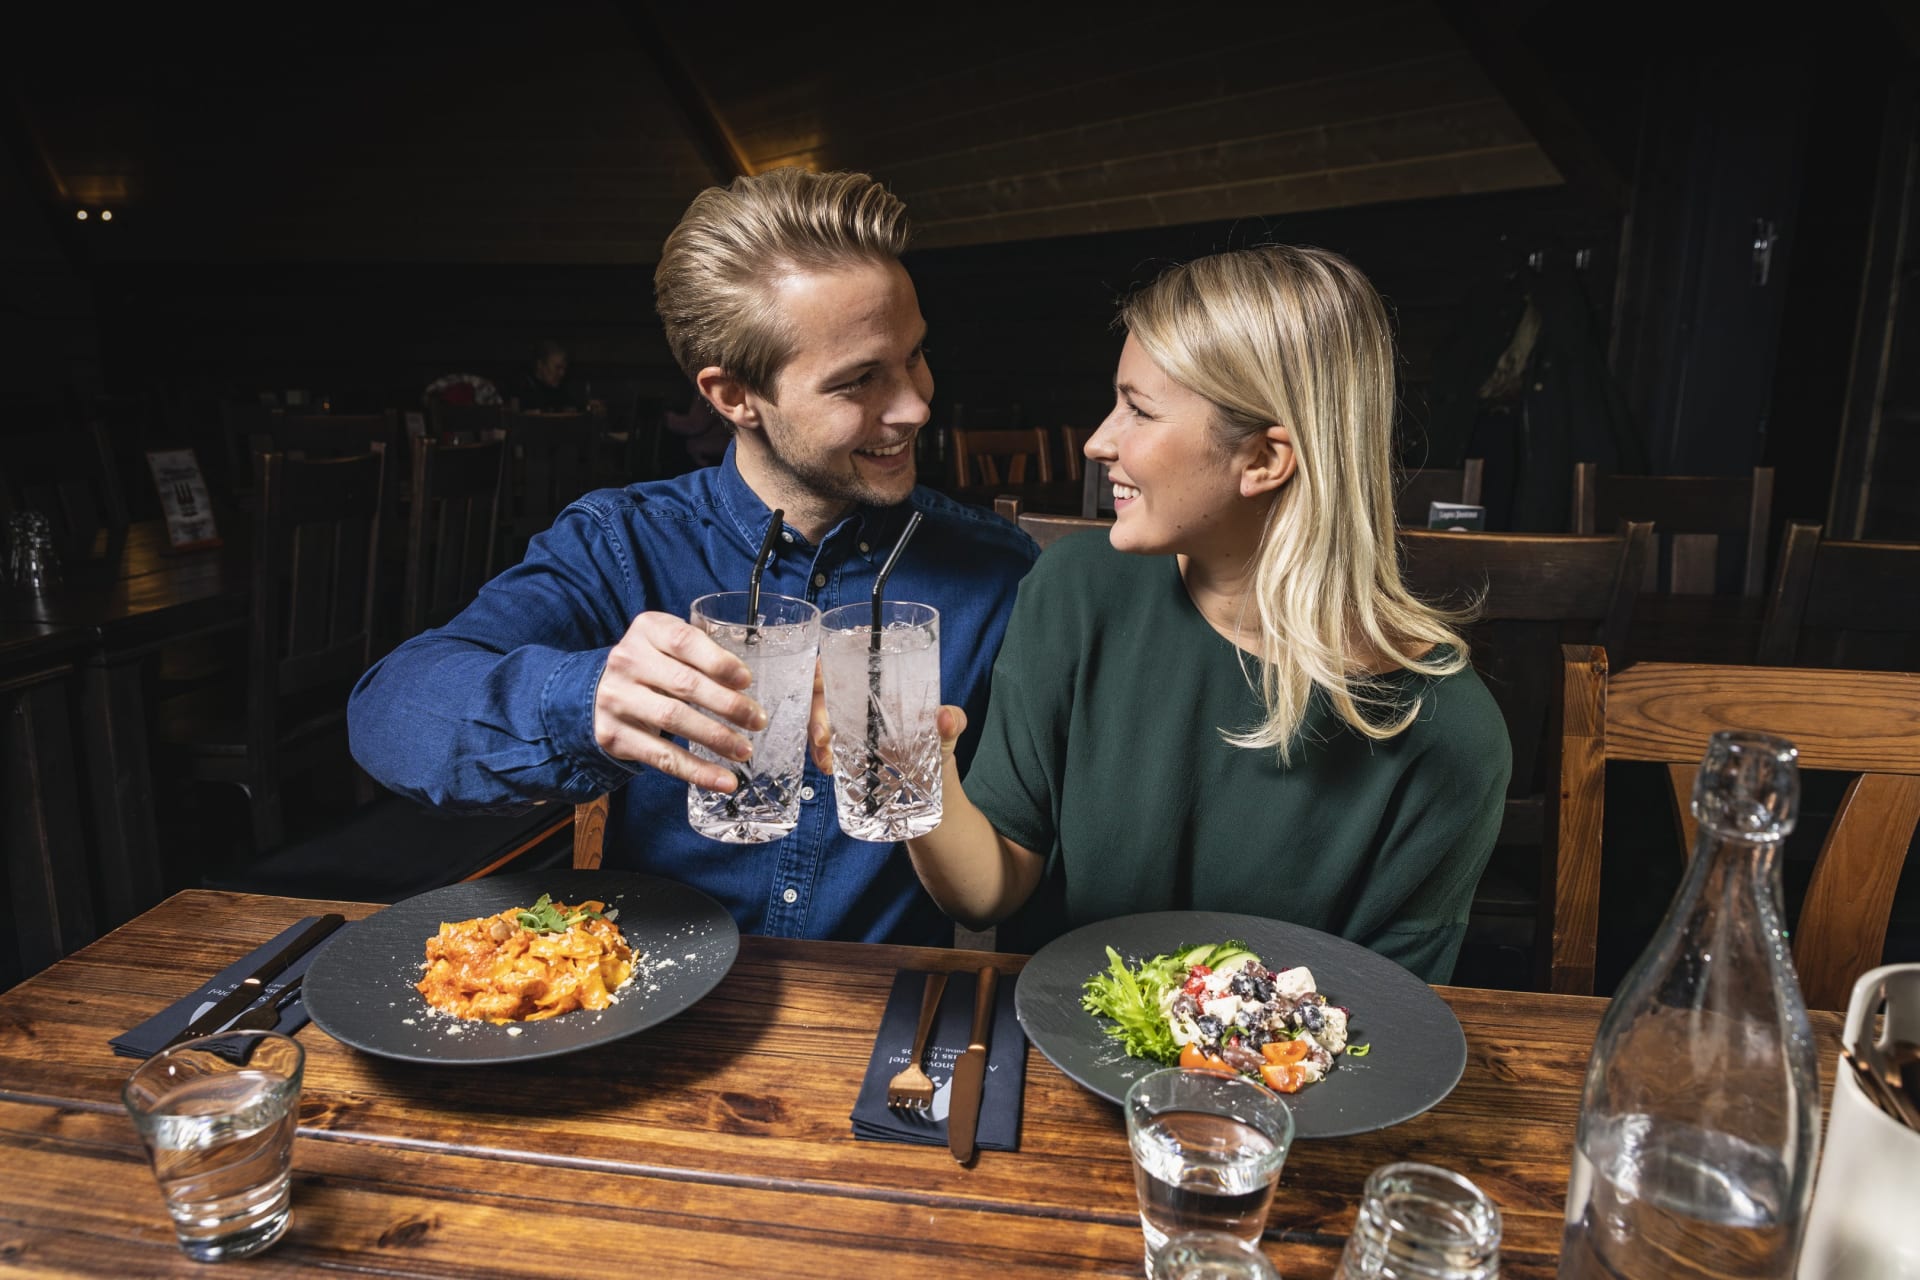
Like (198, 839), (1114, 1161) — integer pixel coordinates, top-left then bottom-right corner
(417, 895), (635, 1023)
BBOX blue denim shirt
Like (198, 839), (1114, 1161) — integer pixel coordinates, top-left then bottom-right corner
(348, 444), (1038, 945)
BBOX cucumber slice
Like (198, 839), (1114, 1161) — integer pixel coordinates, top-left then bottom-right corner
(1176, 943), (1220, 968)
(1208, 947), (1262, 975)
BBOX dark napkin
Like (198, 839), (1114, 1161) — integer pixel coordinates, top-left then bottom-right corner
(110, 916), (334, 1058)
(850, 967), (1026, 1150)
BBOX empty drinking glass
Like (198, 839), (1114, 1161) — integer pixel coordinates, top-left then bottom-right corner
(685, 591), (821, 843)
(1126, 1068), (1295, 1265)
(5, 511), (61, 595)
(121, 1030), (306, 1262)
(1333, 1162), (1500, 1280)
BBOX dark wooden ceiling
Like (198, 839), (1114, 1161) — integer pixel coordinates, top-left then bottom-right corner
(9, 1), (1561, 263)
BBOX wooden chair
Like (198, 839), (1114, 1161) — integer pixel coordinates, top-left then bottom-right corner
(166, 447), (390, 851)
(403, 437), (505, 638)
(492, 410), (604, 566)
(0, 421), (129, 563)
(1550, 644), (1920, 1008)
(1758, 522), (1920, 670)
(256, 411), (403, 462)
(991, 496), (1110, 550)
(953, 428), (1053, 488)
(1396, 459), (1485, 527)
(1060, 427), (1115, 518)
(1400, 525), (1654, 986)
(1572, 463), (1774, 595)
(427, 401), (508, 445)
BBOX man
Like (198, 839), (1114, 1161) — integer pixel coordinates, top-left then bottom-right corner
(349, 168), (1037, 945)
(515, 339), (587, 412)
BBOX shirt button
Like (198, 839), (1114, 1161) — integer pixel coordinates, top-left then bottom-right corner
(859, 541), (870, 553)
(813, 573), (827, 587)
(782, 531), (795, 543)
(801, 785), (815, 800)
(782, 888), (798, 905)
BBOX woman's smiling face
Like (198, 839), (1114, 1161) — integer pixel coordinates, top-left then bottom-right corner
(1084, 333), (1275, 558)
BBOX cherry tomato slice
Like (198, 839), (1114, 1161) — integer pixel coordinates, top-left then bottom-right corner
(1262, 1038), (1310, 1065)
(1179, 1042), (1231, 1072)
(1260, 1062), (1307, 1093)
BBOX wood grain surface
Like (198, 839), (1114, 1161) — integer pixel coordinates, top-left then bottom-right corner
(0, 890), (1845, 1278)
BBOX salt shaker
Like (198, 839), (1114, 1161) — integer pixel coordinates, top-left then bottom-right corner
(1333, 1162), (1500, 1280)
(6, 511), (62, 595)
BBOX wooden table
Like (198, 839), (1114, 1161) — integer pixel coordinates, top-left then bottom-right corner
(0, 522), (248, 926)
(0, 891), (1845, 1278)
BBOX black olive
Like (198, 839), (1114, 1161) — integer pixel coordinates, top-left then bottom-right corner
(1228, 971), (1257, 998)
(1300, 1002), (1325, 1032)
(1250, 976), (1274, 1002)
(1195, 1014), (1225, 1044)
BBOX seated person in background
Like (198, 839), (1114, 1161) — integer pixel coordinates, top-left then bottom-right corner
(349, 168), (1038, 946)
(515, 339), (591, 413)
(423, 371), (501, 407)
(814, 245), (1509, 982)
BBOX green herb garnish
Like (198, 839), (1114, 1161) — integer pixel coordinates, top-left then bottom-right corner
(1346, 1043), (1371, 1057)
(1081, 945), (1187, 1063)
(514, 893), (604, 935)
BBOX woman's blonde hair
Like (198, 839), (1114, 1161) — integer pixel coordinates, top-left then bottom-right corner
(654, 167), (910, 399)
(1120, 244), (1470, 761)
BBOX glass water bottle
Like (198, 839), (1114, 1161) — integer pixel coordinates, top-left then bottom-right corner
(1557, 731), (1820, 1279)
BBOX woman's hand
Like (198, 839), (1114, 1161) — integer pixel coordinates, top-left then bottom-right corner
(810, 677), (965, 774)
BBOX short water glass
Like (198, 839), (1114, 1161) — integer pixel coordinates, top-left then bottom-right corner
(121, 1030), (306, 1262)
(685, 591), (821, 843)
(1151, 1230), (1284, 1279)
(1332, 1162), (1500, 1280)
(1126, 1067), (1295, 1262)
(819, 601), (943, 840)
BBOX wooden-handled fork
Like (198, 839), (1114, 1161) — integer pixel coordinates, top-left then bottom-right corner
(885, 972), (948, 1111)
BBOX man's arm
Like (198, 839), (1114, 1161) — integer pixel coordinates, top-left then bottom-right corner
(349, 502), (763, 808)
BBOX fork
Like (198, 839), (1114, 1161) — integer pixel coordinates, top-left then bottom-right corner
(886, 971), (948, 1111)
(221, 975), (305, 1035)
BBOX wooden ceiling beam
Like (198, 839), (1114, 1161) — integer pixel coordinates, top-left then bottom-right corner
(615, 3), (751, 184)
(1434, 1), (1631, 210)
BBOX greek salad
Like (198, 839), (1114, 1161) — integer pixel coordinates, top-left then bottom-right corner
(1081, 941), (1366, 1093)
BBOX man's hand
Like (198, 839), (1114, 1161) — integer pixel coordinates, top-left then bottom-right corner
(594, 612), (764, 792)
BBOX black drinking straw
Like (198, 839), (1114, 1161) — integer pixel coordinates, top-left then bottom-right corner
(745, 508), (784, 644)
(863, 511), (924, 816)
(724, 508), (783, 818)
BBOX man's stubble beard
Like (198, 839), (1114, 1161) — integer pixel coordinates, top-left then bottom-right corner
(755, 410), (917, 511)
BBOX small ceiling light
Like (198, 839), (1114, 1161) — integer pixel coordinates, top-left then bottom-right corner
(75, 209), (88, 220)
(100, 210), (112, 222)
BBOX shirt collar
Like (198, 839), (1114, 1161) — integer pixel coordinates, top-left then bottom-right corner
(715, 440), (918, 565)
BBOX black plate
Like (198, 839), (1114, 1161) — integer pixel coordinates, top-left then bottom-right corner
(303, 870), (740, 1066)
(1014, 911), (1466, 1139)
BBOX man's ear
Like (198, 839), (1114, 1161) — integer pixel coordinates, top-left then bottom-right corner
(1240, 424), (1296, 498)
(696, 366), (760, 431)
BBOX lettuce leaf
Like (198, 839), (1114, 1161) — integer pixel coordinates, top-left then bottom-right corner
(1080, 945), (1187, 1063)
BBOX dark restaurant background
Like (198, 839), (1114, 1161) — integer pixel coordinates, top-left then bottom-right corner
(4, 1), (1918, 993)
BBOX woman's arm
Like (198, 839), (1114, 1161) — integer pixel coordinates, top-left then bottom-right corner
(811, 701), (1046, 929)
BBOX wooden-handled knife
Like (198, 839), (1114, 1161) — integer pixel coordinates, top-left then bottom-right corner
(947, 965), (997, 1164)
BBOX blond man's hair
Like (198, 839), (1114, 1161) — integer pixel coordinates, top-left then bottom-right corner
(1120, 245), (1472, 761)
(654, 168), (911, 400)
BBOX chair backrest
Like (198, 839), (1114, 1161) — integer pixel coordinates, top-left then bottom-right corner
(1395, 459), (1485, 527)
(991, 496), (1110, 551)
(1572, 463), (1774, 595)
(427, 401), (508, 444)
(258, 411), (403, 461)
(574, 794), (610, 869)
(493, 410), (604, 565)
(953, 427), (1053, 488)
(1402, 524), (1654, 852)
(249, 448), (388, 764)
(1550, 644), (1920, 1008)
(403, 437), (505, 637)
(1758, 522), (1920, 670)
(1060, 427), (1093, 482)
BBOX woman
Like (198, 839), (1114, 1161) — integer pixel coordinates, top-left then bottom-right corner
(818, 246), (1510, 983)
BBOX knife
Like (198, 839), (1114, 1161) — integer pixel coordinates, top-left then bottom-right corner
(948, 965), (997, 1165)
(163, 914), (345, 1049)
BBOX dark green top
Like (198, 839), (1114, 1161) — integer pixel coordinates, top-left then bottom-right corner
(964, 533), (1510, 983)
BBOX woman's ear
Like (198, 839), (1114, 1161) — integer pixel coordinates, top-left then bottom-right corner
(1240, 425), (1296, 498)
(696, 366), (760, 430)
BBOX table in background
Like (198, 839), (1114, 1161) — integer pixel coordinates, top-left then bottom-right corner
(0, 522), (248, 926)
(0, 890), (1849, 1277)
